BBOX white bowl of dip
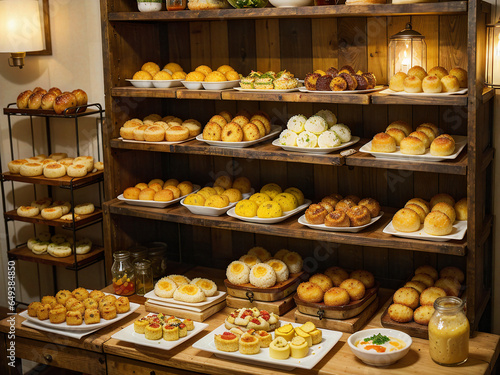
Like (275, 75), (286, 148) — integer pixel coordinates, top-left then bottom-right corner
(347, 328), (412, 366)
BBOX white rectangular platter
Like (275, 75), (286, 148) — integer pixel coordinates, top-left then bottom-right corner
(383, 220), (467, 242)
(192, 322), (342, 370)
(298, 212), (384, 233)
(272, 136), (360, 154)
(117, 185), (200, 208)
(379, 88), (468, 96)
(144, 290), (227, 311)
(196, 125), (281, 148)
(227, 200), (311, 224)
(359, 135), (467, 162)
(233, 87), (300, 93)
(111, 314), (209, 350)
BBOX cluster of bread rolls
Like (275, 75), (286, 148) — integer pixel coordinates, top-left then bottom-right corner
(389, 66), (467, 94)
(184, 175), (251, 208)
(133, 61), (187, 81)
(27, 288), (130, 325)
(17, 196), (95, 222)
(17, 87), (88, 114)
(186, 64), (240, 82)
(202, 110), (271, 142)
(120, 114), (201, 142)
(304, 194), (380, 227)
(304, 65), (376, 92)
(387, 265), (464, 325)
(297, 267), (375, 306)
(27, 232), (92, 257)
(392, 193), (467, 236)
(123, 178), (194, 202)
(8, 153), (103, 179)
(371, 120), (456, 156)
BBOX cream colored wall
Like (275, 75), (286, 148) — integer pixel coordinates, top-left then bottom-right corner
(0, 1), (105, 308)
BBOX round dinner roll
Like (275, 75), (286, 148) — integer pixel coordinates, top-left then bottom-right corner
(388, 303), (414, 323)
(371, 132), (396, 153)
(309, 273), (333, 292)
(392, 208), (421, 232)
(412, 273), (434, 288)
(73, 156), (95, 172)
(393, 287), (420, 309)
(407, 65), (427, 82)
(415, 125), (436, 142)
(430, 135), (455, 156)
(405, 203), (426, 223)
(440, 266), (465, 284)
(94, 161), (104, 171)
(430, 193), (455, 208)
(324, 287), (350, 307)
(43, 163), (66, 178)
(8, 159), (28, 174)
(297, 282), (324, 303)
(350, 270), (375, 289)
(123, 187), (141, 199)
(405, 198), (430, 215)
(387, 120), (412, 137)
(434, 277), (461, 297)
(440, 75), (460, 92)
(450, 67), (468, 88)
(339, 278), (365, 301)
(17, 90), (33, 109)
(324, 266), (349, 287)
(49, 153), (68, 161)
(17, 206), (40, 217)
(454, 198), (467, 221)
(404, 281), (427, 294)
(389, 72), (407, 92)
(67, 164), (87, 177)
(54, 93), (77, 114)
(400, 136), (425, 155)
(41, 92), (57, 110)
(424, 211), (453, 236)
(403, 76), (422, 93)
(420, 287), (446, 306)
(28, 92), (43, 109)
(133, 125), (148, 141)
(59, 158), (75, 168)
(166, 125), (189, 142)
(177, 181), (194, 196)
(41, 206), (63, 220)
(428, 66), (449, 80)
(432, 202), (456, 222)
(163, 185), (181, 198)
(414, 305), (435, 325)
(144, 125), (165, 142)
(385, 128), (406, 146)
(20, 162), (43, 177)
(415, 265), (439, 281)
(422, 75), (442, 93)
(74, 203), (95, 215)
(154, 189), (174, 202)
(409, 130), (431, 149)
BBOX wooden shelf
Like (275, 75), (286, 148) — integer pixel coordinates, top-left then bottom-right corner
(8, 245), (104, 269)
(482, 86), (496, 103)
(2, 171), (103, 187)
(105, 199), (467, 256)
(176, 88), (222, 100)
(371, 92), (468, 106)
(221, 90), (371, 104)
(108, 2), (467, 22)
(111, 87), (177, 98)
(4, 208), (103, 228)
(110, 138), (345, 166)
(346, 139), (468, 175)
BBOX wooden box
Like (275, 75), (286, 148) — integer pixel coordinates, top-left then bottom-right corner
(226, 294), (295, 315)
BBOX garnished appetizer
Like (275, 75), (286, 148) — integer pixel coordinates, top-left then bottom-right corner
(214, 331), (239, 352)
(224, 308), (280, 332)
(355, 333), (406, 353)
(273, 70), (298, 90)
(239, 70), (298, 90)
(133, 314), (194, 341)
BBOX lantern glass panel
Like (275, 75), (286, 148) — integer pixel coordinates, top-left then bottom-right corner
(486, 23), (500, 88)
(389, 38), (427, 79)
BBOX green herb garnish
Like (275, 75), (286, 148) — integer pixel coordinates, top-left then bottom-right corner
(364, 333), (390, 345)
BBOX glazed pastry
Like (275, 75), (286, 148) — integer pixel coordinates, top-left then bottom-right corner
(338, 65), (356, 75)
(335, 199), (357, 212)
(358, 198), (381, 218)
(330, 76), (347, 91)
(338, 73), (357, 91)
(239, 332), (260, 355)
(346, 205), (371, 226)
(353, 74), (369, 90)
(304, 204), (328, 224)
(269, 337), (290, 360)
(304, 73), (321, 91)
(324, 210), (350, 227)
(363, 72), (376, 89)
(325, 67), (338, 78)
(316, 75), (333, 91)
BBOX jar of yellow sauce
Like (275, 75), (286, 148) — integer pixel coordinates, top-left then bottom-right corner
(428, 296), (469, 366)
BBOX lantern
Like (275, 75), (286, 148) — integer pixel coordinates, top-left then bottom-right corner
(485, 19), (500, 88)
(388, 23), (427, 79)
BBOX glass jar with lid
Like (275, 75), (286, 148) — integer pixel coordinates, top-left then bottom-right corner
(111, 250), (135, 296)
(145, 242), (168, 278)
(167, 0), (187, 11)
(428, 296), (469, 366)
(134, 259), (154, 296)
(129, 245), (149, 263)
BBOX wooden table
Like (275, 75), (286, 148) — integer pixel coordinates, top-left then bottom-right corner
(1, 286), (498, 375)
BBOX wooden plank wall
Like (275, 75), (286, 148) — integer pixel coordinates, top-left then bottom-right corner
(107, 15), (470, 285)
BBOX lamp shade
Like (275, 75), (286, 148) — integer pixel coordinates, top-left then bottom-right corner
(485, 20), (500, 88)
(388, 23), (427, 79)
(0, 0), (44, 53)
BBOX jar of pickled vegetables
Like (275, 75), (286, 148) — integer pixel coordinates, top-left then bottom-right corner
(134, 259), (154, 296)
(111, 250), (135, 296)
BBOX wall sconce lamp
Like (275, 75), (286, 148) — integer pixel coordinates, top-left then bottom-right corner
(0, 0), (45, 69)
(388, 23), (427, 79)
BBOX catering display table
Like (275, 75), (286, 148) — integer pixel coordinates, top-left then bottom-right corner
(1, 284), (498, 375)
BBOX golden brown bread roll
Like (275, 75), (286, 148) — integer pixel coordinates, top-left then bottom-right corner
(422, 75), (442, 93)
(387, 120), (412, 137)
(54, 93), (77, 115)
(372, 132), (396, 153)
(423, 211), (453, 236)
(400, 136), (425, 155)
(389, 72), (407, 92)
(28, 92), (44, 110)
(427, 66), (449, 80)
(430, 135), (455, 156)
(48, 87), (62, 96)
(415, 125), (435, 142)
(454, 198), (467, 221)
(440, 75), (460, 92)
(449, 67), (468, 88)
(41, 93), (57, 110)
(431, 202), (456, 223)
(385, 128), (406, 146)
(33, 87), (46, 94)
(17, 90), (33, 109)
(407, 65), (427, 82)
(392, 208), (420, 232)
(72, 89), (88, 112)
(430, 193), (455, 208)
(408, 130), (431, 148)
(403, 76), (422, 93)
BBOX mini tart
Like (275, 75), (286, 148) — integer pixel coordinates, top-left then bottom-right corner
(66, 310), (83, 325)
(290, 336), (309, 358)
(239, 332), (260, 355)
(84, 309), (100, 324)
(275, 323), (295, 341)
(215, 332), (239, 352)
(145, 322), (163, 340)
(255, 330), (272, 348)
(269, 337), (290, 360)
(177, 323), (188, 338)
(310, 329), (322, 345)
(134, 318), (150, 334)
(162, 325), (179, 341)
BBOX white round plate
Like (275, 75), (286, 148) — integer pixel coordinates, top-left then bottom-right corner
(272, 136), (360, 154)
(180, 198), (237, 216)
(126, 79), (154, 88)
(227, 200), (311, 224)
(298, 212), (384, 233)
(298, 86), (385, 94)
(181, 81), (203, 90)
(117, 185), (200, 208)
(201, 80), (241, 90)
(152, 79), (183, 88)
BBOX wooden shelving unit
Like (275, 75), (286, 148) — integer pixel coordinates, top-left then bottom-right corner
(4, 208), (103, 228)
(101, 0), (494, 334)
(2, 171), (103, 187)
(8, 246), (105, 269)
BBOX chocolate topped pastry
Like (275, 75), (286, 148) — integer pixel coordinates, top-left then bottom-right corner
(353, 74), (369, 90)
(339, 65), (356, 75)
(338, 73), (358, 91)
(316, 75), (333, 91)
(304, 73), (321, 91)
(362, 72), (376, 89)
(330, 76), (347, 91)
(325, 67), (339, 78)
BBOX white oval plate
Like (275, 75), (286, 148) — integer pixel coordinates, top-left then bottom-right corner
(227, 199), (311, 224)
(196, 125), (281, 148)
(117, 185), (200, 208)
(383, 219), (467, 242)
(379, 88), (468, 96)
(298, 212), (384, 233)
(152, 79), (183, 88)
(181, 81), (203, 90)
(180, 198), (237, 216)
(126, 79), (154, 88)
(298, 86), (385, 94)
(201, 80), (241, 90)
(272, 136), (360, 154)
(118, 135), (196, 145)
(233, 87), (300, 93)
(359, 135), (467, 162)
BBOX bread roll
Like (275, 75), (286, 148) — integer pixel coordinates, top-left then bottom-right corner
(400, 136), (425, 155)
(430, 193), (455, 208)
(28, 92), (44, 110)
(17, 90), (33, 109)
(407, 65), (427, 82)
(386, 120), (412, 137)
(8, 159), (28, 174)
(403, 76), (422, 93)
(440, 75), (460, 92)
(454, 198), (467, 221)
(73, 156), (94, 172)
(144, 125), (165, 142)
(43, 163), (66, 178)
(166, 125), (189, 142)
(427, 66), (449, 80)
(371, 132), (396, 153)
(449, 67), (468, 88)
(40, 93), (57, 110)
(54, 93), (77, 115)
(430, 135), (455, 156)
(432, 202), (456, 223)
(20, 162), (43, 176)
(424, 211), (453, 236)
(48, 87), (62, 96)
(389, 72), (407, 92)
(422, 75), (442, 93)
(392, 208), (421, 232)
(67, 164), (87, 177)
(71, 89), (88, 112)
(408, 131), (431, 148)
(415, 125), (435, 142)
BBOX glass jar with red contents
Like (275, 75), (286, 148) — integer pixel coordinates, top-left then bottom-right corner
(111, 250), (135, 296)
(167, 0), (187, 11)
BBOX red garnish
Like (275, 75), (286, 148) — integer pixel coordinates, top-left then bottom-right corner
(179, 323), (186, 329)
(221, 332), (236, 340)
(149, 323), (160, 328)
(364, 345), (386, 353)
(251, 318), (260, 324)
(259, 331), (269, 337)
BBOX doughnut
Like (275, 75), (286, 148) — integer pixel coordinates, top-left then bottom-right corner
(440, 75), (460, 92)
(297, 282), (324, 303)
(434, 277), (461, 297)
(221, 122), (243, 142)
(324, 266), (349, 287)
(430, 136), (455, 156)
(325, 210), (350, 227)
(389, 72), (407, 92)
(415, 265), (439, 281)
(339, 278), (365, 301)
(388, 303), (413, 323)
(335, 199), (357, 213)
(372, 132), (396, 153)
(338, 73), (357, 90)
(455, 198), (467, 220)
(20, 162), (43, 176)
(67, 164), (88, 177)
(74, 203), (95, 215)
(73, 156), (94, 172)
(422, 75), (442, 93)
(330, 76), (347, 91)
(404, 281), (427, 294)
(324, 287), (350, 306)
(440, 266), (465, 283)
(350, 270), (375, 289)
(432, 202), (456, 222)
(414, 305), (435, 325)
(409, 131), (431, 148)
(420, 287), (446, 306)
(392, 208), (421, 232)
(411, 273), (434, 288)
(309, 273), (333, 292)
(84, 309), (100, 324)
(304, 204), (328, 224)
(346, 205), (371, 226)
(43, 163), (66, 178)
(393, 287), (420, 309)
(358, 198), (381, 218)
(17, 206), (40, 217)
(8, 159), (28, 174)
(405, 203), (426, 223)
